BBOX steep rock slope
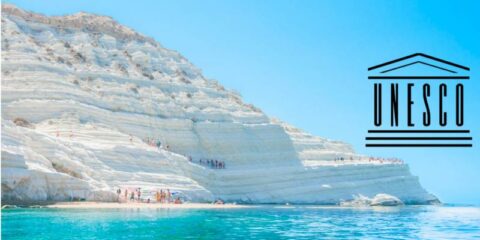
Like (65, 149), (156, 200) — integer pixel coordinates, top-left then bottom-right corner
(1, 4), (438, 204)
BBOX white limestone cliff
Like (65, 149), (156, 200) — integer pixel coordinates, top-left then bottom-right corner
(1, 4), (438, 204)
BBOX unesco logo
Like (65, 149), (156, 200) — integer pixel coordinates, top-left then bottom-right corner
(366, 53), (472, 148)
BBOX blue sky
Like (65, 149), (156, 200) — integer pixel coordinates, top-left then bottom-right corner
(6, 0), (480, 205)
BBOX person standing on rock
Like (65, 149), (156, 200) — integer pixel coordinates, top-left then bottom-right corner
(166, 189), (171, 203)
(116, 188), (121, 201)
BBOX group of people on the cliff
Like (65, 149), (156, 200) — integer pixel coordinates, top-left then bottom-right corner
(332, 156), (403, 164)
(189, 156), (225, 169)
(142, 137), (170, 150)
(116, 188), (182, 204)
(55, 130), (75, 138)
(367, 157), (403, 164)
(135, 136), (228, 170)
(333, 156), (362, 161)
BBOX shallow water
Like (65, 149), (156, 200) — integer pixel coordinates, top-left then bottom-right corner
(2, 205), (480, 239)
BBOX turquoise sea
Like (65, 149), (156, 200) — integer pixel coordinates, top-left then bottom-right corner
(2, 205), (480, 239)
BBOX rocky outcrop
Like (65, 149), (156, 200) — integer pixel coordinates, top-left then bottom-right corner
(1, 4), (438, 204)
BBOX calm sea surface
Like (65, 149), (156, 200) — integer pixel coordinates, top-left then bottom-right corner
(2, 205), (480, 239)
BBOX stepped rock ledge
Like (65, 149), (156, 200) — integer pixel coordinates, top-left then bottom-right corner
(1, 4), (438, 205)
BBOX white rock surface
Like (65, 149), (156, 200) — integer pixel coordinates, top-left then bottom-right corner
(339, 194), (403, 207)
(1, 4), (439, 204)
(370, 194), (404, 206)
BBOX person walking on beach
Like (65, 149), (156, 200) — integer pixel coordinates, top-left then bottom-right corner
(124, 189), (128, 201)
(130, 191), (135, 201)
(137, 188), (141, 202)
(167, 189), (172, 203)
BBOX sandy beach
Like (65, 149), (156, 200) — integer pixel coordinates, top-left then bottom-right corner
(44, 202), (254, 209)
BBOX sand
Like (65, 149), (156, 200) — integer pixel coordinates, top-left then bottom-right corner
(44, 202), (254, 209)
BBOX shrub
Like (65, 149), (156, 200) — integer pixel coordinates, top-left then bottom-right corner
(13, 118), (33, 128)
(129, 86), (139, 94)
(123, 50), (132, 59)
(116, 64), (128, 75)
(73, 52), (86, 62)
(179, 77), (191, 84)
(142, 72), (154, 80)
(56, 57), (65, 64)
(52, 162), (82, 179)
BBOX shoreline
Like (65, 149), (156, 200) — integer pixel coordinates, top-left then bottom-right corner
(2, 202), (255, 209)
(47, 202), (254, 209)
(1, 201), (449, 210)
